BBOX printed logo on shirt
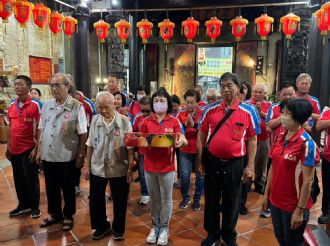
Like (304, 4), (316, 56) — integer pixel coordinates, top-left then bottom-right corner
(284, 153), (296, 161)
(64, 112), (71, 119)
(114, 127), (120, 136)
(165, 128), (174, 133)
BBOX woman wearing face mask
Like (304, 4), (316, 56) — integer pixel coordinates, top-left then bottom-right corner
(128, 86), (147, 118)
(140, 88), (187, 245)
(262, 98), (320, 246)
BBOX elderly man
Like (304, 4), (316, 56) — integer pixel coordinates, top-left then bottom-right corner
(37, 73), (87, 231)
(197, 72), (260, 246)
(206, 88), (217, 104)
(246, 84), (271, 194)
(84, 91), (134, 241)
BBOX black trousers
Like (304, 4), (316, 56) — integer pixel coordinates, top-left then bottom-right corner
(240, 156), (251, 209)
(203, 152), (244, 246)
(89, 173), (129, 233)
(321, 158), (330, 215)
(11, 148), (40, 210)
(43, 160), (76, 219)
(74, 166), (82, 187)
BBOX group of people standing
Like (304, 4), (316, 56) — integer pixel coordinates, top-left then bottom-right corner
(4, 71), (329, 246)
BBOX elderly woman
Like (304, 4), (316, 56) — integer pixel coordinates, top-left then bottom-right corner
(84, 91), (134, 241)
(263, 98), (320, 246)
(140, 88), (187, 245)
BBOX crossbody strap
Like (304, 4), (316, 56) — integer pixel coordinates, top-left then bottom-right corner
(205, 109), (235, 148)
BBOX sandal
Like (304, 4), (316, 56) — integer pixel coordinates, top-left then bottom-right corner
(62, 218), (74, 232)
(39, 216), (61, 228)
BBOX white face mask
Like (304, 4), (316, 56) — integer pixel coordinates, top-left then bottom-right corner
(280, 114), (296, 130)
(153, 102), (168, 113)
(136, 95), (144, 101)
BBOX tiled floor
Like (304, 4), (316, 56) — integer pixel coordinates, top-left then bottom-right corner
(0, 143), (325, 245)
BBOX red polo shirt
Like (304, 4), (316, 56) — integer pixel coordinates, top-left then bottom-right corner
(198, 100), (207, 107)
(77, 94), (96, 124)
(270, 128), (319, 212)
(128, 101), (141, 118)
(296, 94), (321, 115)
(199, 99), (258, 159)
(246, 99), (271, 141)
(140, 114), (184, 172)
(8, 96), (41, 155)
(177, 107), (203, 154)
(318, 109), (330, 161)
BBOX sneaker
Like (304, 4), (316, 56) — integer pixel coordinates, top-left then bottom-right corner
(146, 228), (157, 244)
(112, 230), (125, 241)
(30, 209), (41, 219)
(240, 206), (248, 215)
(9, 207), (32, 217)
(92, 227), (111, 240)
(179, 199), (191, 209)
(157, 229), (168, 245)
(260, 208), (271, 218)
(140, 196), (150, 205)
(318, 214), (329, 224)
(193, 200), (201, 211)
(75, 186), (81, 196)
(201, 233), (219, 246)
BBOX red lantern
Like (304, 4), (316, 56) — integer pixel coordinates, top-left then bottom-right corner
(93, 20), (110, 43)
(315, 9), (329, 45)
(280, 13), (300, 40)
(0, 0), (14, 23)
(49, 11), (64, 34)
(321, 2), (330, 30)
(33, 4), (50, 29)
(205, 16), (222, 44)
(230, 16), (248, 41)
(14, 0), (34, 28)
(158, 19), (175, 44)
(114, 19), (131, 44)
(63, 16), (77, 38)
(255, 14), (274, 40)
(137, 18), (153, 44)
(182, 17), (199, 42)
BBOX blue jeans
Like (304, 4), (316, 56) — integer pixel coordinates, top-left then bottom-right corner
(145, 171), (174, 236)
(179, 152), (204, 202)
(138, 155), (148, 196)
(270, 203), (309, 246)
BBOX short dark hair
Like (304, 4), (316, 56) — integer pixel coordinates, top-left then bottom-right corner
(171, 94), (181, 105)
(113, 91), (126, 107)
(280, 83), (297, 92)
(184, 89), (201, 102)
(151, 87), (173, 113)
(108, 74), (118, 80)
(279, 98), (313, 125)
(140, 95), (152, 106)
(136, 86), (145, 93)
(219, 72), (240, 87)
(16, 75), (32, 87)
(240, 81), (252, 100)
(30, 88), (41, 97)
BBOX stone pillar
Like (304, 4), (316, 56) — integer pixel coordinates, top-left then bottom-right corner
(128, 13), (140, 93)
(72, 6), (90, 97)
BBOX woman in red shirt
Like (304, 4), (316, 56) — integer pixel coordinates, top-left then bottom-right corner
(263, 98), (319, 246)
(140, 88), (187, 245)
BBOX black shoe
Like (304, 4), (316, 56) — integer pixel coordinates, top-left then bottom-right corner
(92, 227), (111, 240)
(193, 200), (201, 211)
(30, 209), (41, 219)
(112, 230), (125, 241)
(9, 207), (32, 217)
(179, 199), (191, 209)
(254, 184), (265, 194)
(240, 206), (248, 215)
(318, 214), (329, 224)
(201, 233), (219, 246)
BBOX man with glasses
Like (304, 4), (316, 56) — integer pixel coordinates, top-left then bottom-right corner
(7, 75), (41, 219)
(37, 73), (87, 232)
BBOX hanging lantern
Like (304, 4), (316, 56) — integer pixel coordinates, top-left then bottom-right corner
(182, 17), (199, 42)
(255, 14), (274, 40)
(205, 16), (222, 44)
(314, 9), (329, 45)
(63, 16), (77, 38)
(321, 2), (330, 30)
(137, 18), (153, 44)
(49, 11), (64, 34)
(93, 20), (110, 43)
(230, 16), (248, 41)
(158, 19), (175, 43)
(32, 4), (50, 29)
(0, 0), (14, 23)
(14, 0), (34, 28)
(280, 13), (300, 40)
(114, 19), (131, 44)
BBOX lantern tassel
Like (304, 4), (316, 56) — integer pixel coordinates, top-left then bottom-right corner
(323, 35), (325, 46)
(287, 39), (290, 48)
(144, 44), (146, 50)
(271, 24), (273, 33)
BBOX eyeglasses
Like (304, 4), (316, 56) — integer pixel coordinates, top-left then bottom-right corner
(13, 82), (26, 87)
(141, 110), (151, 113)
(49, 83), (65, 88)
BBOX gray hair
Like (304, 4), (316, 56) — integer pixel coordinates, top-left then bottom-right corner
(207, 88), (217, 97)
(253, 83), (267, 92)
(296, 73), (312, 84)
(51, 73), (70, 85)
(96, 91), (114, 103)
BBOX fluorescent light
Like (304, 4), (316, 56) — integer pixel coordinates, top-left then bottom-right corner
(112, 0), (119, 6)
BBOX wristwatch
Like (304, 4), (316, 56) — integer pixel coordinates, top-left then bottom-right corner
(78, 153), (85, 158)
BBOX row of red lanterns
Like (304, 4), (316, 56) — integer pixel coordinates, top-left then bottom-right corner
(0, 0), (78, 37)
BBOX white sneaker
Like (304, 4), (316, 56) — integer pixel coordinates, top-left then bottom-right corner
(146, 228), (157, 244)
(157, 229), (168, 245)
(140, 196), (150, 205)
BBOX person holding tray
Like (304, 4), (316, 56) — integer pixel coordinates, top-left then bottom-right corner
(139, 87), (187, 245)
